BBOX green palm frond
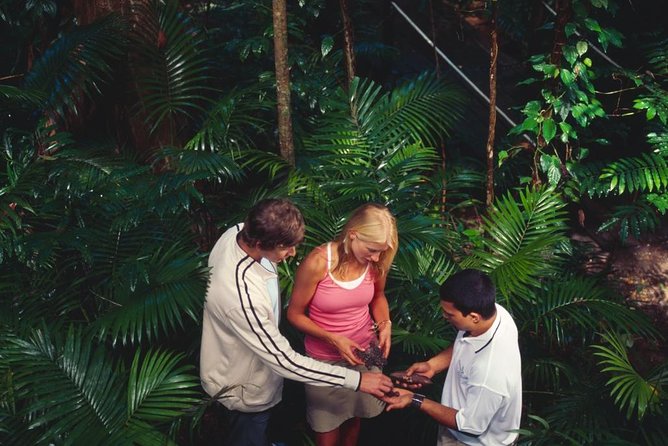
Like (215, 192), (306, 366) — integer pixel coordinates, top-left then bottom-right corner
(523, 357), (576, 392)
(305, 72), (466, 160)
(131, 0), (213, 134)
(0, 325), (202, 445)
(240, 149), (293, 181)
(0, 85), (46, 110)
(184, 85), (273, 153)
(127, 349), (200, 422)
(647, 128), (668, 155)
(539, 378), (635, 446)
(22, 14), (126, 123)
(380, 72), (467, 147)
(642, 34), (668, 76)
(565, 160), (612, 199)
(387, 244), (457, 356)
(517, 277), (657, 346)
(156, 146), (244, 183)
(599, 152), (668, 195)
(464, 186), (568, 298)
(0, 130), (41, 244)
(0, 325), (125, 445)
(637, 414), (668, 446)
(598, 199), (662, 242)
(93, 242), (208, 345)
(592, 330), (667, 421)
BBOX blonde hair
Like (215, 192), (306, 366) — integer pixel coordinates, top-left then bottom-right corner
(333, 203), (398, 278)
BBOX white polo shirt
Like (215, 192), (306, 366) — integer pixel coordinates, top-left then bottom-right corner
(438, 304), (522, 446)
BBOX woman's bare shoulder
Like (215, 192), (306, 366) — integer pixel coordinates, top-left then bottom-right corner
(300, 244), (329, 273)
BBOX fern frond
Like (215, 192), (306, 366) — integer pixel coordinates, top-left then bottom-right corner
(599, 152), (668, 195)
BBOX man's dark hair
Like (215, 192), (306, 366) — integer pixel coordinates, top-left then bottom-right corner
(239, 198), (305, 250)
(440, 269), (496, 319)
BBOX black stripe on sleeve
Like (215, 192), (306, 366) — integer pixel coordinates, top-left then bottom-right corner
(234, 257), (347, 386)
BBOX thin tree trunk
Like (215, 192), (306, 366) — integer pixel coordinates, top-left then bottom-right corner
(339, 0), (356, 87)
(485, 0), (499, 207)
(272, 0), (295, 166)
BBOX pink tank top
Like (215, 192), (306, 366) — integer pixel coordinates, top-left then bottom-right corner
(304, 243), (377, 360)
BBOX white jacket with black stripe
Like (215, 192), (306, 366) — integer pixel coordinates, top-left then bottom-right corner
(200, 224), (361, 412)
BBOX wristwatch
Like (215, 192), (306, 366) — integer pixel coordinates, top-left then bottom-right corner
(411, 393), (425, 409)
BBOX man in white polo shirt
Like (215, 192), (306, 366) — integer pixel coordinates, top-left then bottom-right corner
(383, 269), (522, 445)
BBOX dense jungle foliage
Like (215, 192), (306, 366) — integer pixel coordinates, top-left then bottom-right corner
(1, 0), (667, 445)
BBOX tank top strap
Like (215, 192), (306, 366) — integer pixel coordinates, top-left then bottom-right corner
(326, 242), (333, 272)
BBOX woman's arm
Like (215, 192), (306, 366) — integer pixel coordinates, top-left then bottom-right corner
(287, 247), (364, 365)
(369, 274), (392, 358)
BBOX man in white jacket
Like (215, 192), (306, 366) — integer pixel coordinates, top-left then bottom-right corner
(200, 198), (393, 446)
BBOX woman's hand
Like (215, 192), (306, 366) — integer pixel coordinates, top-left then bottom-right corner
(330, 334), (365, 366)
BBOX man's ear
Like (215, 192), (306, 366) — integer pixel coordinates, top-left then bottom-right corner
(469, 312), (482, 324)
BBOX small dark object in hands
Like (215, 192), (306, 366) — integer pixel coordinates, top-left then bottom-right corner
(354, 340), (387, 369)
(384, 390), (400, 397)
(389, 371), (433, 386)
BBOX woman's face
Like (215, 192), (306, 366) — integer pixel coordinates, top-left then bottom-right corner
(350, 232), (388, 264)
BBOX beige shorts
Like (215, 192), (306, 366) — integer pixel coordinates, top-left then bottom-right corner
(305, 360), (385, 433)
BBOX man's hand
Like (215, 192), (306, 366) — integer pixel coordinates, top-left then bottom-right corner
(381, 387), (413, 411)
(406, 361), (435, 378)
(392, 361), (436, 390)
(358, 371), (393, 398)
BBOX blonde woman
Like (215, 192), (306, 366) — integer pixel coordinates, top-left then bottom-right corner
(287, 203), (398, 446)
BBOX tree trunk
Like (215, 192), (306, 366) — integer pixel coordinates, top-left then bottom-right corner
(485, 0), (499, 207)
(339, 0), (356, 88)
(272, 0), (295, 166)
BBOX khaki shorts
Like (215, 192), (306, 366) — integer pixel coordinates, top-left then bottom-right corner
(305, 360), (385, 433)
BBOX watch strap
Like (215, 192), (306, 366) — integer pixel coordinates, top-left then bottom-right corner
(411, 393), (425, 409)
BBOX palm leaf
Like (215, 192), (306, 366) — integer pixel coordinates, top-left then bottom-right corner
(592, 330), (667, 421)
(92, 242), (208, 345)
(464, 186), (568, 298)
(598, 199), (662, 242)
(130, 0), (213, 134)
(184, 85), (273, 153)
(0, 325), (125, 445)
(22, 14), (126, 123)
(127, 349), (200, 422)
(0, 85), (46, 110)
(156, 146), (244, 183)
(516, 276), (658, 346)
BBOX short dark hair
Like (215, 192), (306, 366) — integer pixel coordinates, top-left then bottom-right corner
(239, 198), (305, 250)
(440, 269), (496, 319)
